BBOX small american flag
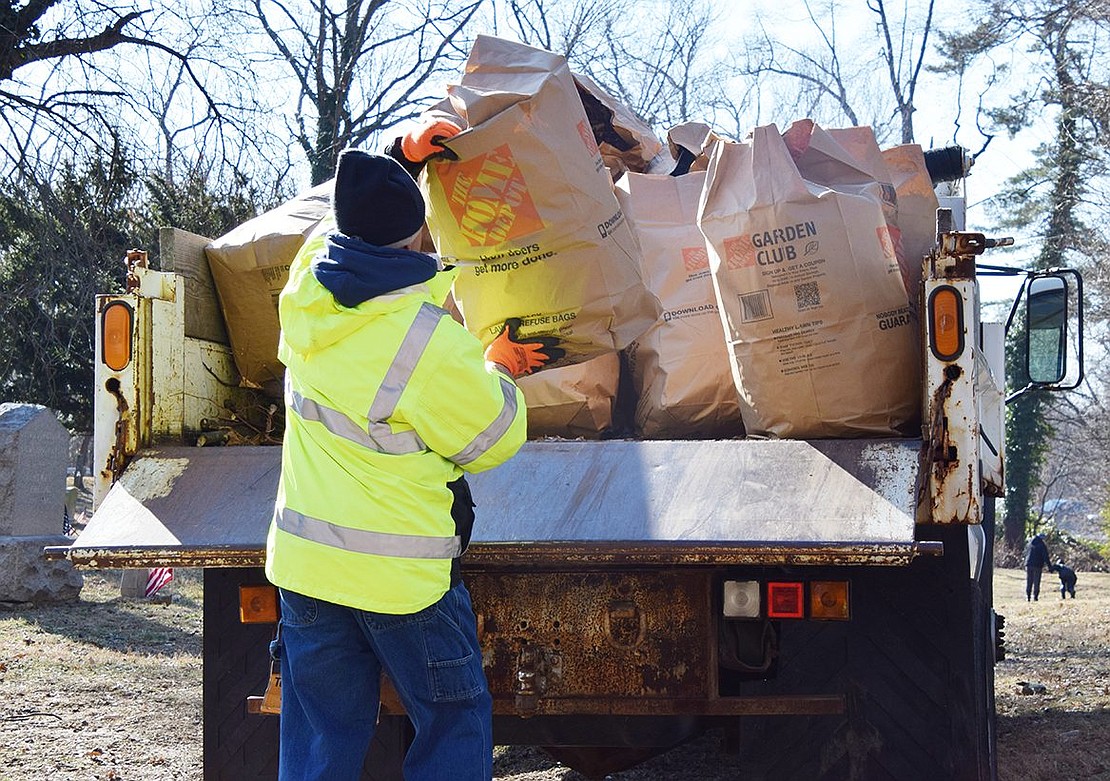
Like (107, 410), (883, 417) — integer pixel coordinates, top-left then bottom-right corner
(145, 567), (174, 598)
(63, 510), (88, 537)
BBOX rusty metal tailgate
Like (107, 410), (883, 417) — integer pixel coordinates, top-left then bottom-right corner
(51, 438), (934, 568)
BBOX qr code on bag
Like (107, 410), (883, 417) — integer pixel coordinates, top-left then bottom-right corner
(794, 282), (820, 311)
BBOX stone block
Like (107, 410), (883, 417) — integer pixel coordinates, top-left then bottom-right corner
(0, 403), (69, 536)
(0, 535), (83, 605)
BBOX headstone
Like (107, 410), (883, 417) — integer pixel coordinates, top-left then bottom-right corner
(0, 535), (83, 604)
(120, 569), (149, 598)
(0, 403), (83, 604)
(0, 403), (70, 536)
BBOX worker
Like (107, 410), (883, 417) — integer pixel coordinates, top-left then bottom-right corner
(1023, 532), (1051, 601)
(265, 137), (562, 780)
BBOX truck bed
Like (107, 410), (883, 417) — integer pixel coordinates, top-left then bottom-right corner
(57, 438), (938, 568)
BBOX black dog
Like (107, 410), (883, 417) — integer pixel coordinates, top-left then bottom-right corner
(1048, 561), (1077, 599)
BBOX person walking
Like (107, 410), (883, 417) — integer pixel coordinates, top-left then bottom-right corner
(1024, 533), (1051, 601)
(265, 148), (561, 781)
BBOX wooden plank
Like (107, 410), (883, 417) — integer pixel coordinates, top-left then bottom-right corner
(160, 227), (229, 344)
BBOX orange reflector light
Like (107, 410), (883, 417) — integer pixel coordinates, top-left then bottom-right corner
(929, 286), (964, 360)
(239, 584), (279, 624)
(767, 582), (804, 619)
(810, 581), (850, 620)
(101, 300), (133, 371)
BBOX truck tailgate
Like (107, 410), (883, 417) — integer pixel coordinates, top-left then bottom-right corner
(52, 438), (937, 568)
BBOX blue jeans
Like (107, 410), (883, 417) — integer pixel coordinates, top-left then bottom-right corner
(277, 582), (492, 781)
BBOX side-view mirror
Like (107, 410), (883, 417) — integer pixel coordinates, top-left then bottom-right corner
(1004, 269), (1084, 403)
(1026, 275), (1068, 384)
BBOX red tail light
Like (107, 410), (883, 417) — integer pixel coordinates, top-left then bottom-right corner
(767, 582), (804, 619)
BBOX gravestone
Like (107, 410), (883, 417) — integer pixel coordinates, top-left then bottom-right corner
(0, 403), (83, 604)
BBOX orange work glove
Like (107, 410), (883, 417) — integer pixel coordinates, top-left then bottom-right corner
(401, 118), (463, 163)
(484, 318), (565, 379)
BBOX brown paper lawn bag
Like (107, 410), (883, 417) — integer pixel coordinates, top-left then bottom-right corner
(698, 124), (920, 439)
(516, 353), (620, 439)
(616, 169), (745, 439)
(783, 120), (919, 302)
(205, 182), (331, 395)
(421, 35), (660, 367)
(882, 143), (941, 291)
(572, 71), (664, 180)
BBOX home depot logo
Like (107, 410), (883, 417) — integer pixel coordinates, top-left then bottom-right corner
(441, 145), (544, 247)
(682, 246), (709, 272)
(577, 120), (599, 155)
(876, 224), (900, 263)
(722, 235), (756, 270)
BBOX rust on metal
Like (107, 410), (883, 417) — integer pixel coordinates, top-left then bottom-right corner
(489, 694), (845, 717)
(44, 539), (943, 570)
(98, 302), (134, 486)
(377, 569), (849, 720)
(464, 541), (939, 570)
(924, 355), (979, 524)
(468, 570), (712, 715)
(124, 249), (148, 293)
(368, 564), (855, 721)
(377, 561), (843, 718)
(926, 371), (957, 479)
(42, 545), (265, 568)
(936, 230), (1011, 278)
(946, 255), (977, 278)
(605, 599), (646, 649)
(379, 681), (845, 718)
(514, 644), (561, 715)
(939, 232), (988, 260)
(382, 694), (845, 719)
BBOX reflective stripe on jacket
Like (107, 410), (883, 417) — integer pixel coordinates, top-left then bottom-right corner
(265, 225), (527, 614)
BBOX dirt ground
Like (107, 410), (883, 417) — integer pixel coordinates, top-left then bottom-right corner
(1, 567), (1107, 780)
(991, 568), (1110, 781)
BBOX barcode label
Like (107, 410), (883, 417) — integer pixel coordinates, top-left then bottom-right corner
(794, 281), (820, 310)
(739, 290), (773, 322)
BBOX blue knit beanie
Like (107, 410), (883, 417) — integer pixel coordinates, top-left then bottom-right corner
(332, 150), (425, 247)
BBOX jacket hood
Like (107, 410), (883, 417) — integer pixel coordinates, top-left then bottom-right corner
(312, 233), (437, 307)
(279, 231), (456, 361)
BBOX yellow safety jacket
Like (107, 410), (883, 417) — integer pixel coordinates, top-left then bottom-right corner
(265, 227), (527, 614)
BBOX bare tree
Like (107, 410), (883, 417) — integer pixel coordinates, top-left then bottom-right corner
(249, 0), (482, 186)
(126, 35), (295, 205)
(491, 0), (742, 138)
(1040, 375), (1110, 535)
(870, 0), (936, 142)
(940, 0), (1110, 551)
(742, 2), (866, 128)
(741, 0), (939, 144)
(0, 0), (294, 200)
(1, 1), (199, 166)
(498, 0), (625, 63)
(591, 0), (732, 132)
